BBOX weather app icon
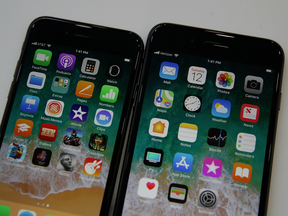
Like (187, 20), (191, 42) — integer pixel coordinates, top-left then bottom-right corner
(211, 99), (231, 118)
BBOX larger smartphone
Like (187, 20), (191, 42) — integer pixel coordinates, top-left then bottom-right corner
(116, 23), (284, 215)
(0, 17), (143, 216)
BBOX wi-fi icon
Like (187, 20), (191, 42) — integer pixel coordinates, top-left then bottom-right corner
(174, 54), (179, 57)
(47, 44), (51, 47)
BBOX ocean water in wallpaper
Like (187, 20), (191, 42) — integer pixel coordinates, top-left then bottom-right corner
(0, 43), (132, 209)
(122, 52), (275, 215)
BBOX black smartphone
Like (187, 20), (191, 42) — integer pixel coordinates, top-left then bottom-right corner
(116, 23), (284, 215)
(0, 17), (143, 216)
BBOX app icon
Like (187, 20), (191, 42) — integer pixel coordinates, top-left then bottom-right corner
(215, 71), (235, 89)
(32, 148), (52, 167)
(94, 108), (114, 127)
(88, 133), (108, 151)
(244, 75), (263, 94)
(45, 99), (64, 118)
(168, 183), (188, 203)
(14, 119), (33, 137)
(173, 152), (193, 173)
(75, 80), (95, 98)
(198, 189), (218, 209)
(63, 128), (83, 147)
(232, 163), (252, 183)
(33, 49), (52, 66)
(202, 158), (223, 178)
(51, 76), (70, 94)
(20, 95), (40, 113)
(106, 64), (122, 79)
(27, 71), (46, 89)
(17, 209), (36, 216)
(81, 57), (100, 75)
(207, 128), (227, 147)
(178, 123), (198, 143)
(236, 133), (256, 153)
(70, 104), (89, 122)
(183, 95), (202, 112)
(7, 143), (27, 162)
(57, 153), (77, 172)
(159, 61), (179, 80)
(39, 123), (58, 142)
(148, 118), (169, 138)
(57, 53), (76, 70)
(0, 205), (10, 216)
(211, 99), (231, 118)
(82, 157), (102, 177)
(144, 148), (164, 167)
(187, 66), (207, 85)
(137, 178), (159, 199)
(240, 104), (260, 123)
(100, 85), (119, 103)
(154, 89), (174, 108)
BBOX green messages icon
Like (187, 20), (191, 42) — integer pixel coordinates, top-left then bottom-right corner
(0, 204), (11, 216)
(33, 49), (52, 66)
(100, 85), (119, 103)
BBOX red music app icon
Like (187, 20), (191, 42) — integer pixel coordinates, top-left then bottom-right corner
(82, 157), (102, 177)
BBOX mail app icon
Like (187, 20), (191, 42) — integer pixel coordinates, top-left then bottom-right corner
(159, 61), (179, 80)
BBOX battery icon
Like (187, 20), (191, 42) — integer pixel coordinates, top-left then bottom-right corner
(266, 69), (272, 73)
(124, 58), (131, 62)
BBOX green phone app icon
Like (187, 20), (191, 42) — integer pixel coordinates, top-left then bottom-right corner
(100, 85), (119, 103)
(33, 49), (52, 66)
(0, 204), (11, 216)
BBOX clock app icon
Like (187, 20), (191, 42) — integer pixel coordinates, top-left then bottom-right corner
(183, 95), (202, 112)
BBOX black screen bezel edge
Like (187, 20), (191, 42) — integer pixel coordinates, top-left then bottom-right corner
(0, 16), (144, 216)
(114, 23), (284, 216)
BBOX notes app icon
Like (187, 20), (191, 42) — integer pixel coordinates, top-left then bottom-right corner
(178, 123), (198, 142)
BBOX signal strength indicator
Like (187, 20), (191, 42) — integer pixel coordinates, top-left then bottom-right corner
(32, 42), (37, 45)
(154, 51), (160, 54)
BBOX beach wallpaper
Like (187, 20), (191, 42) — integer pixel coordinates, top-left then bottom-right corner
(122, 51), (276, 215)
(0, 44), (133, 215)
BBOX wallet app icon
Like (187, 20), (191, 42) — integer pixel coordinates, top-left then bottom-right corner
(159, 61), (179, 80)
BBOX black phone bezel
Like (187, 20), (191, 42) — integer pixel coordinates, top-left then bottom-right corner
(0, 16), (143, 216)
(115, 23), (284, 216)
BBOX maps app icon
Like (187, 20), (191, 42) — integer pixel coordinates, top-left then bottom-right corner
(154, 89), (174, 108)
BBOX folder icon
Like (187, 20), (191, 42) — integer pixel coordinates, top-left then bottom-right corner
(178, 123), (198, 143)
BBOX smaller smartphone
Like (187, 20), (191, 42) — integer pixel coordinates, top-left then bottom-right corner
(0, 17), (143, 216)
(116, 23), (284, 216)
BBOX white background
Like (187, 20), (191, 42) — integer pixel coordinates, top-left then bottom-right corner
(0, 0), (287, 215)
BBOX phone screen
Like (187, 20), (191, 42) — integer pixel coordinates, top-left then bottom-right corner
(120, 24), (283, 215)
(0, 18), (142, 216)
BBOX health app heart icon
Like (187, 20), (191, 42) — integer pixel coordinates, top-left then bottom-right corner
(146, 182), (155, 190)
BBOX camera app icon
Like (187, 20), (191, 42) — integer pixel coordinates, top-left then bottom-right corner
(244, 75), (263, 94)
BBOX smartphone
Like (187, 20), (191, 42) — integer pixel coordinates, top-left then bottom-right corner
(0, 17), (143, 216)
(115, 23), (284, 215)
